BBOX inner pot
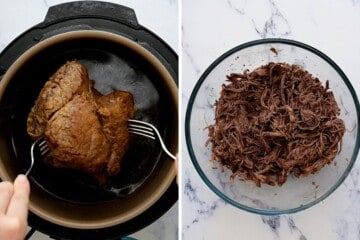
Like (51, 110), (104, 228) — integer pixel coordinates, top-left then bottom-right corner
(0, 30), (178, 229)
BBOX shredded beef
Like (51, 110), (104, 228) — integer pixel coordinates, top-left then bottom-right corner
(206, 62), (345, 187)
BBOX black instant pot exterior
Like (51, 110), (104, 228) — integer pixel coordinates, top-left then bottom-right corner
(0, 1), (178, 239)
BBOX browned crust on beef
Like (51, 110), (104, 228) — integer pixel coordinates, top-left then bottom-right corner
(27, 60), (135, 182)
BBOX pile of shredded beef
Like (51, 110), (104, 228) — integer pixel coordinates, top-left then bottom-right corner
(206, 62), (345, 187)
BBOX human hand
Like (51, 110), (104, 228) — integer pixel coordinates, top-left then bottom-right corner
(0, 174), (30, 240)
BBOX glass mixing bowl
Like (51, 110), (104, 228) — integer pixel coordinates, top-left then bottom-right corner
(185, 38), (360, 215)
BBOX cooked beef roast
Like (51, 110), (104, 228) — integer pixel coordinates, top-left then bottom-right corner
(27, 61), (90, 139)
(27, 61), (136, 182)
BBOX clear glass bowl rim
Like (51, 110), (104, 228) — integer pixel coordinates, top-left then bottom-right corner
(185, 38), (360, 215)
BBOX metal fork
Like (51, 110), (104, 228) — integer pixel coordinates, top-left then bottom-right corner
(26, 137), (50, 176)
(26, 120), (176, 176)
(128, 119), (176, 160)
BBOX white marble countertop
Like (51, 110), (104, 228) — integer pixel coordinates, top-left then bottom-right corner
(181, 0), (360, 239)
(0, 0), (178, 239)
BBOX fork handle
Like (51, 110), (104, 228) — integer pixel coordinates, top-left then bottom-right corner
(164, 149), (176, 161)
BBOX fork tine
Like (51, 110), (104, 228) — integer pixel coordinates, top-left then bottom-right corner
(128, 120), (155, 139)
(39, 140), (49, 154)
(128, 127), (156, 140)
(128, 123), (154, 134)
(40, 143), (51, 156)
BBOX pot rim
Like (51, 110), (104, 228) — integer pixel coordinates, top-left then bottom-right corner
(0, 30), (178, 229)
